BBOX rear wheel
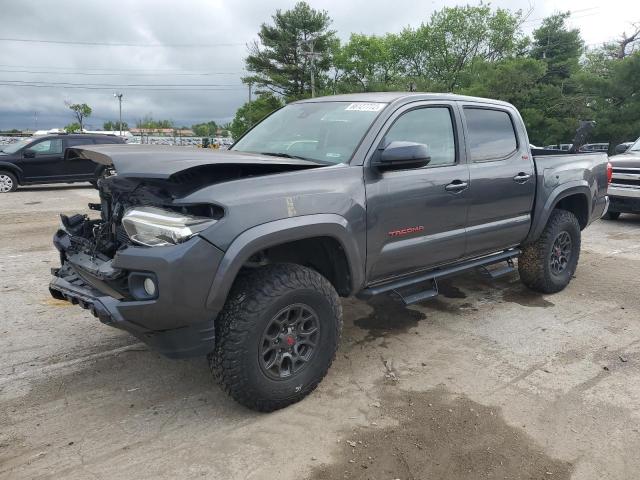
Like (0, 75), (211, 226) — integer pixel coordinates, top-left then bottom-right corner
(209, 264), (342, 412)
(0, 171), (18, 193)
(604, 211), (621, 220)
(518, 209), (581, 294)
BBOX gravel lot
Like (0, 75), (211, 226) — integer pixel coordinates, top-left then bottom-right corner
(1, 184), (640, 480)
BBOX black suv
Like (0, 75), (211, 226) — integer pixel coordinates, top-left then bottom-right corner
(0, 133), (125, 192)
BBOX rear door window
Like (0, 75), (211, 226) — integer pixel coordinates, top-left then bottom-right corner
(463, 108), (518, 161)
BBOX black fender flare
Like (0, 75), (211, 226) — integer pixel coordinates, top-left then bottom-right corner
(0, 161), (24, 183)
(525, 181), (593, 243)
(205, 214), (365, 313)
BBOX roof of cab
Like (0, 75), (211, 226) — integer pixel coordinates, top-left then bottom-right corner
(295, 92), (514, 108)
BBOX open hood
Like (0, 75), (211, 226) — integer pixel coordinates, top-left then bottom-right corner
(71, 144), (325, 179)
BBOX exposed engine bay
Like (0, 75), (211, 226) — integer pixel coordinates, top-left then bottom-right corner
(55, 161), (314, 260)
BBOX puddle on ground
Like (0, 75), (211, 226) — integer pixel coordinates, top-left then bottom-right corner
(354, 295), (426, 340)
(307, 386), (572, 480)
(502, 286), (554, 308)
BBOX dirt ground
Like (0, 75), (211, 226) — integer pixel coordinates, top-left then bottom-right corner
(1, 184), (640, 480)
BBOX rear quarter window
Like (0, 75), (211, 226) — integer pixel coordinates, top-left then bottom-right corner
(464, 107), (518, 161)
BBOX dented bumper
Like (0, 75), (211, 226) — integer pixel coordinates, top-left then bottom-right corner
(49, 230), (225, 358)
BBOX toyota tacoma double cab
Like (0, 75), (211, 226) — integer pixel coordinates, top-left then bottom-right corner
(49, 93), (610, 411)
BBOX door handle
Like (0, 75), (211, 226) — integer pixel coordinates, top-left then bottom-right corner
(445, 180), (469, 193)
(513, 172), (531, 183)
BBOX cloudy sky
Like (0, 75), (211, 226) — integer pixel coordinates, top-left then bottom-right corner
(1, 0), (638, 131)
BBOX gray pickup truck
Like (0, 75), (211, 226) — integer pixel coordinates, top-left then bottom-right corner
(49, 93), (610, 411)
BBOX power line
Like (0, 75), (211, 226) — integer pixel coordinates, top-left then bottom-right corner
(0, 64), (244, 73)
(521, 7), (600, 25)
(0, 82), (245, 92)
(0, 37), (245, 48)
(0, 68), (243, 76)
(0, 79), (243, 87)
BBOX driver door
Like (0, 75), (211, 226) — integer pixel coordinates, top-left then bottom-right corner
(364, 102), (470, 283)
(18, 138), (65, 182)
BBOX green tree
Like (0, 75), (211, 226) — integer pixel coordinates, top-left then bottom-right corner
(244, 2), (336, 100)
(103, 120), (129, 131)
(390, 6), (525, 90)
(530, 12), (583, 84)
(229, 94), (283, 139)
(68, 103), (92, 131)
(578, 51), (640, 148)
(191, 121), (219, 137)
(135, 116), (173, 130)
(64, 122), (82, 133)
(335, 33), (401, 91)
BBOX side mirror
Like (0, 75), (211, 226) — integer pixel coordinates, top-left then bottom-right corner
(615, 144), (629, 154)
(373, 141), (431, 170)
(23, 149), (36, 159)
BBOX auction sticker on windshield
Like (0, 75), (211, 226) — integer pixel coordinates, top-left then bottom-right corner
(345, 103), (385, 112)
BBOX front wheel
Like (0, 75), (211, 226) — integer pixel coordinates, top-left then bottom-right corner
(209, 264), (342, 412)
(0, 171), (18, 193)
(518, 209), (581, 294)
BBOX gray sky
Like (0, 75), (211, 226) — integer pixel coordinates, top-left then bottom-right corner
(0, 0), (638, 131)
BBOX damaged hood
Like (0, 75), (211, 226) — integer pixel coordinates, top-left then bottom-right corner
(71, 144), (325, 179)
(611, 151), (640, 169)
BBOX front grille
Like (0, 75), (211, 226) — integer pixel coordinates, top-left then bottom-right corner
(611, 167), (640, 188)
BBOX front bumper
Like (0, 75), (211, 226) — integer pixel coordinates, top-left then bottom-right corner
(608, 187), (640, 214)
(49, 232), (225, 358)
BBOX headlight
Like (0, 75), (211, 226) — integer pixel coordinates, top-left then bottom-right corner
(122, 206), (216, 247)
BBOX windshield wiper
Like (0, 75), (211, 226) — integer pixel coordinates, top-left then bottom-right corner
(259, 152), (311, 160)
(258, 152), (333, 165)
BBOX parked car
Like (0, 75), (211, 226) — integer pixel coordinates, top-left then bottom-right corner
(544, 143), (573, 151)
(605, 137), (640, 219)
(579, 143), (610, 153)
(49, 93), (610, 411)
(0, 133), (125, 192)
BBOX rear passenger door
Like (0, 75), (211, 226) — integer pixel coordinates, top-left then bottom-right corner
(64, 137), (97, 179)
(461, 105), (535, 257)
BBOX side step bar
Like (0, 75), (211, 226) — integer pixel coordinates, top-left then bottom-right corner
(358, 249), (520, 305)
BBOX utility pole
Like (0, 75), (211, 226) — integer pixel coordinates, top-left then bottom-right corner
(302, 38), (322, 98)
(113, 92), (123, 136)
(247, 82), (253, 129)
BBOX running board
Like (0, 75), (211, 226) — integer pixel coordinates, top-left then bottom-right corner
(477, 258), (516, 280)
(359, 249), (520, 301)
(393, 279), (439, 306)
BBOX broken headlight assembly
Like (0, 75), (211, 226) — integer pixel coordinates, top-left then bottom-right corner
(122, 206), (217, 247)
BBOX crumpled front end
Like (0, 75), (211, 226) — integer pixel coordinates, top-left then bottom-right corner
(49, 173), (225, 358)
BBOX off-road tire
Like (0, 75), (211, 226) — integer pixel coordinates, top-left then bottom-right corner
(208, 263), (342, 412)
(0, 170), (18, 193)
(604, 211), (620, 220)
(518, 209), (581, 294)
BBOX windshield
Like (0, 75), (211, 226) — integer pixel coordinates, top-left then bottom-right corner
(0, 138), (33, 154)
(629, 137), (640, 152)
(231, 101), (387, 164)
